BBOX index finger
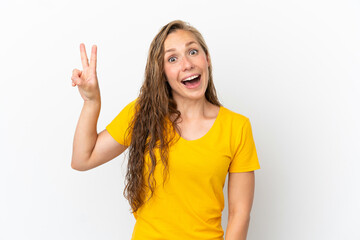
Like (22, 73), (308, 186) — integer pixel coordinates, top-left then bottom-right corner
(80, 43), (89, 69)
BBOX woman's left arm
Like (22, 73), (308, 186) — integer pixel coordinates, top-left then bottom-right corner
(225, 171), (255, 240)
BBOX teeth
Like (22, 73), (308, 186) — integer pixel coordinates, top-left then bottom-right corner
(183, 75), (199, 82)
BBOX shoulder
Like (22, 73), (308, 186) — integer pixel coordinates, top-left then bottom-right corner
(220, 106), (250, 125)
(216, 106), (253, 142)
(108, 98), (138, 125)
(124, 98), (138, 111)
(115, 98), (138, 117)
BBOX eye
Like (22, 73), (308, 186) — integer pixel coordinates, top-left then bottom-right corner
(189, 49), (198, 55)
(168, 56), (177, 63)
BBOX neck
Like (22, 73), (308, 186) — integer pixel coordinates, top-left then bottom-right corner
(173, 96), (210, 120)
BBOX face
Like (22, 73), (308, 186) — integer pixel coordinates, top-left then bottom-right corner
(163, 30), (210, 103)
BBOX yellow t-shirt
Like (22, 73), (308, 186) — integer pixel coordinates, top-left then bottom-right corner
(106, 99), (260, 240)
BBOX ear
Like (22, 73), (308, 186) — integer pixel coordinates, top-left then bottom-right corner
(206, 54), (211, 66)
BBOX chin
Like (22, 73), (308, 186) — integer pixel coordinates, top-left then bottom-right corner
(184, 91), (207, 101)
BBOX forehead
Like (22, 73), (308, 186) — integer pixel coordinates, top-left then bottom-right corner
(164, 30), (199, 51)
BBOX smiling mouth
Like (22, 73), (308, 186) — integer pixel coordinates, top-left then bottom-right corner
(181, 75), (201, 86)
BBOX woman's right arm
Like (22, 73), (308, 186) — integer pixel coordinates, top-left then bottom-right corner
(71, 43), (127, 171)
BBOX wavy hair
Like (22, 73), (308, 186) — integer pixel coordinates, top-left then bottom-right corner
(123, 20), (221, 214)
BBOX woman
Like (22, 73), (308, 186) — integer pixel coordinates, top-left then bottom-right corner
(71, 20), (260, 240)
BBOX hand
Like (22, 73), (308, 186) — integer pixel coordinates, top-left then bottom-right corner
(71, 43), (100, 102)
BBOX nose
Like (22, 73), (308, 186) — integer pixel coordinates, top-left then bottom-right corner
(181, 55), (194, 72)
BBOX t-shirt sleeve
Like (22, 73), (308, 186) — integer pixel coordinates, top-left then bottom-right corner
(105, 99), (137, 147)
(229, 118), (260, 172)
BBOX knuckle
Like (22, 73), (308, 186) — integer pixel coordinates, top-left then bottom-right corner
(72, 69), (79, 75)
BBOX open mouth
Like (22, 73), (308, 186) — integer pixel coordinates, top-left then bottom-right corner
(181, 74), (201, 87)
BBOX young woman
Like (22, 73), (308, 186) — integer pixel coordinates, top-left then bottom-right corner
(71, 20), (260, 240)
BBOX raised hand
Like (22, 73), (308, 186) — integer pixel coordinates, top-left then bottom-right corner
(71, 43), (100, 102)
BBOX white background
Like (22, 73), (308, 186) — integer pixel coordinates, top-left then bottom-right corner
(1, 0), (359, 239)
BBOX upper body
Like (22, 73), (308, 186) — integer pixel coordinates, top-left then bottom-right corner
(106, 99), (260, 239)
(71, 20), (260, 240)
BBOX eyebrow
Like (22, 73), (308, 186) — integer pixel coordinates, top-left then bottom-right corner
(164, 41), (198, 54)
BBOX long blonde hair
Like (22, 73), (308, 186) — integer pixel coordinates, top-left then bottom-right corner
(123, 20), (221, 214)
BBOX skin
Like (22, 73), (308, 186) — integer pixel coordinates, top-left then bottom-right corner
(71, 44), (100, 102)
(163, 29), (210, 106)
(71, 34), (255, 240)
(71, 43), (127, 171)
(225, 171), (255, 240)
(163, 30), (220, 141)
